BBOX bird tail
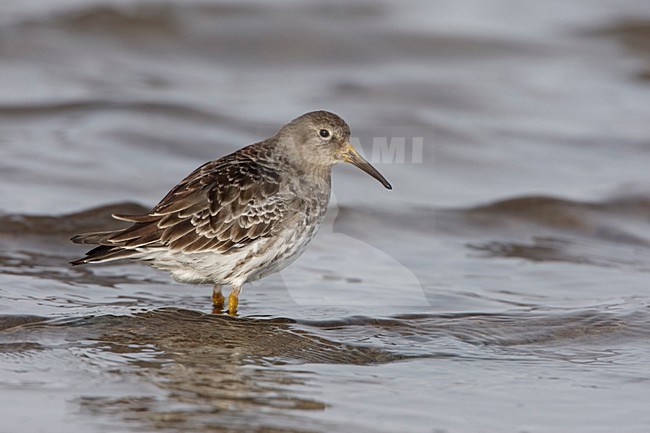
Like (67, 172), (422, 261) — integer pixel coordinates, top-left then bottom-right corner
(70, 231), (114, 245)
(69, 244), (141, 265)
(69, 212), (159, 265)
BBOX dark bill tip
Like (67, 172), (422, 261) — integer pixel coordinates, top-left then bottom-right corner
(343, 143), (393, 190)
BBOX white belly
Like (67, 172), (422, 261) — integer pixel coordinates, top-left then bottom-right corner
(140, 216), (322, 287)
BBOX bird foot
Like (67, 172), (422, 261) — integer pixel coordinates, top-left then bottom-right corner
(212, 290), (225, 310)
(227, 292), (239, 316)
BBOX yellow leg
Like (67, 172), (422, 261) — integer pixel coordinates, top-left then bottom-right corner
(212, 285), (225, 312)
(227, 285), (242, 316)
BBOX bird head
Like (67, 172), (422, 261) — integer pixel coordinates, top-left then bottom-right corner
(278, 110), (392, 189)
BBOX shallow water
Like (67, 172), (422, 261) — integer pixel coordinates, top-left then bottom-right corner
(2, 1), (650, 432)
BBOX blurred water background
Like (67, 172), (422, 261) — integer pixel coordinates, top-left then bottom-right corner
(2, 1), (650, 432)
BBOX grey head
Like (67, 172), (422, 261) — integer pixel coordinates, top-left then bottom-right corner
(275, 110), (392, 189)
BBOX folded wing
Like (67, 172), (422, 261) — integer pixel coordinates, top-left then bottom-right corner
(71, 154), (293, 264)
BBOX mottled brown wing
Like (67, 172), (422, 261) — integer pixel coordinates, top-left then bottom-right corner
(107, 155), (292, 254)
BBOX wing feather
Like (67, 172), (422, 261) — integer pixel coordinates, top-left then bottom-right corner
(80, 152), (293, 256)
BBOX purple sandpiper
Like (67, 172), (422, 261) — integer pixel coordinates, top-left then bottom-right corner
(71, 111), (392, 314)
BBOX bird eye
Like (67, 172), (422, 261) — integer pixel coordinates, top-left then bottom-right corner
(319, 129), (330, 138)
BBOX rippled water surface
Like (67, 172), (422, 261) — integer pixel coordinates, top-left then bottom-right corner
(2, 1), (650, 432)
